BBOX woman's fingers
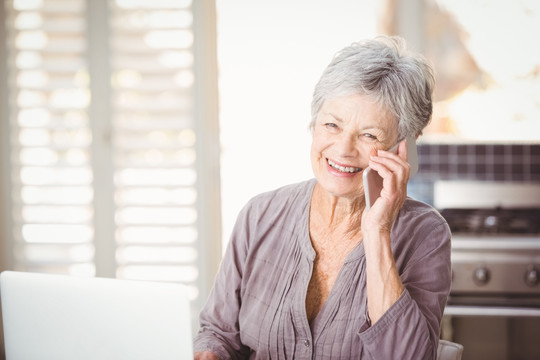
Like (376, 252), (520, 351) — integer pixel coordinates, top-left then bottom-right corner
(367, 140), (410, 205)
(369, 151), (410, 185)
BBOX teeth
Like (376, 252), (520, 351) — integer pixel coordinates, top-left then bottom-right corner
(328, 159), (362, 173)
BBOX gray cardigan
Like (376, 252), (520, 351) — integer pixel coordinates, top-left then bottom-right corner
(194, 179), (451, 359)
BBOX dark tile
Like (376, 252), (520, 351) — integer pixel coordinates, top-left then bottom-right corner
(419, 162), (432, 173)
(475, 163), (487, 175)
(457, 163), (468, 175)
(439, 144), (450, 156)
(417, 145), (430, 156)
(494, 164), (505, 174)
(474, 145), (487, 156)
(438, 163), (451, 176)
(531, 163), (540, 176)
(429, 145), (439, 156)
(494, 145), (505, 156)
(510, 144), (524, 156)
(457, 145), (468, 156)
(511, 163), (524, 175)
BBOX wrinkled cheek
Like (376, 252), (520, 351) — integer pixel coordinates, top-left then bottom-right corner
(310, 140), (325, 170)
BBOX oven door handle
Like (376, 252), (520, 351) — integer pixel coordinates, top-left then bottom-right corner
(445, 305), (540, 317)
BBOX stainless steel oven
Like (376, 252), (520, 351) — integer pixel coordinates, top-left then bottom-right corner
(434, 181), (540, 360)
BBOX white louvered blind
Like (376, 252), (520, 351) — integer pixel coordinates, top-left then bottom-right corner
(5, 0), (94, 275)
(109, 0), (200, 288)
(2, 0), (220, 316)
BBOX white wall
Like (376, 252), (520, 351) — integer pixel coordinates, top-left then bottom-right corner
(216, 0), (378, 250)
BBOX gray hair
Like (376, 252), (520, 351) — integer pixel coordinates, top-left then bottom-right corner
(310, 36), (435, 139)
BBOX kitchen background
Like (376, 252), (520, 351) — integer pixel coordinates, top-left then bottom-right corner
(1, 0), (539, 359)
(409, 144), (540, 204)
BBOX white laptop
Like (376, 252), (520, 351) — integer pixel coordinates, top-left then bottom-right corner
(0, 271), (193, 360)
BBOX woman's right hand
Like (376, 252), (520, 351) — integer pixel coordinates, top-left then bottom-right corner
(194, 351), (219, 360)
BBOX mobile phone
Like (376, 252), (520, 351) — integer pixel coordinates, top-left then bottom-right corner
(363, 135), (418, 210)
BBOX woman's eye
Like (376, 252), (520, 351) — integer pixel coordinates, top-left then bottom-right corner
(324, 123), (338, 130)
(362, 133), (377, 140)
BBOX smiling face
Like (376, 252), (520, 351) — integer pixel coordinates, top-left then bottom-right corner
(310, 93), (399, 200)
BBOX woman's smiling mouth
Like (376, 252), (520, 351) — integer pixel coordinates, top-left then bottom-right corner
(327, 159), (363, 173)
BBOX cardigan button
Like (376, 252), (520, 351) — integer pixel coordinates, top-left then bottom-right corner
(303, 339), (310, 347)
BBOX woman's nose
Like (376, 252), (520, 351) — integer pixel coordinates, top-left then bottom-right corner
(336, 134), (358, 156)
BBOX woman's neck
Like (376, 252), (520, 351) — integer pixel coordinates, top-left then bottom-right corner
(311, 183), (365, 236)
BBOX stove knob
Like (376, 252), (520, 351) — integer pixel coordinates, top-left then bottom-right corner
(524, 267), (539, 287)
(473, 267), (490, 286)
(484, 215), (498, 229)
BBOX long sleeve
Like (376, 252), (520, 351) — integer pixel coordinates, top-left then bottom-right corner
(359, 205), (452, 359)
(193, 203), (252, 359)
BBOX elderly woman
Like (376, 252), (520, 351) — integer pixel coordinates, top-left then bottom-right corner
(194, 36), (451, 359)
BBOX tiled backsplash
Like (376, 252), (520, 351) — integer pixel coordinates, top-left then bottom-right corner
(408, 144), (540, 205)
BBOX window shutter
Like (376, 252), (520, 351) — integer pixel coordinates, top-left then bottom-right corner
(108, 0), (202, 300)
(5, 0), (94, 275)
(2, 0), (221, 319)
